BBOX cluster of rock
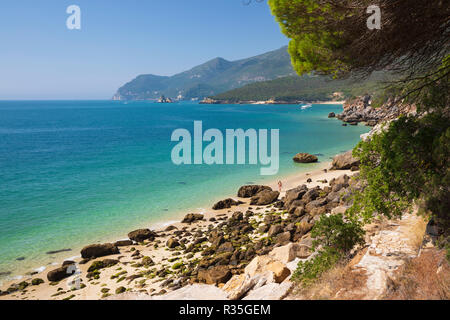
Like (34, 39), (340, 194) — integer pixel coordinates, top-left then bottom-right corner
(337, 95), (416, 126)
(167, 175), (357, 293)
(213, 186), (280, 209)
(0, 147), (365, 299)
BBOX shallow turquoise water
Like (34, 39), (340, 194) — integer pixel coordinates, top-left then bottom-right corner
(0, 100), (369, 279)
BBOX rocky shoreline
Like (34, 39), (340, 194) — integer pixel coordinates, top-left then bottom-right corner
(200, 98), (346, 105)
(335, 95), (416, 126)
(1, 96), (406, 300)
(0, 150), (361, 300)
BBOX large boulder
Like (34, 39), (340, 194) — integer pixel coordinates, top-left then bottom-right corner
(114, 240), (133, 247)
(47, 265), (76, 282)
(80, 243), (119, 259)
(87, 259), (119, 272)
(275, 232), (292, 245)
(267, 224), (283, 237)
(266, 261), (291, 283)
(197, 265), (232, 285)
(212, 198), (243, 210)
(269, 243), (312, 263)
(302, 188), (319, 203)
(250, 190), (280, 205)
(166, 238), (180, 249)
(181, 213), (204, 223)
(237, 185), (272, 198)
(293, 153), (318, 163)
(242, 282), (293, 300)
(223, 272), (274, 300)
(244, 256), (290, 284)
(244, 256), (274, 277)
(284, 185), (308, 209)
(151, 284), (228, 300)
(128, 229), (157, 242)
(331, 150), (360, 170)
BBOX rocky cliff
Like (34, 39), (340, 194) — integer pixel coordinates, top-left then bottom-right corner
(337, 95), (417, 126)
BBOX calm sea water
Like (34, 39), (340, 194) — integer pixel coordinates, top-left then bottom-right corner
(0, 100), (369, 280)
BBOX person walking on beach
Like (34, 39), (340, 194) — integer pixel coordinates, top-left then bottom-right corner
(278, 180), (282, 193)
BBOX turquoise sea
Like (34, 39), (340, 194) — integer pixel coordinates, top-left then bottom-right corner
(0, 100), (369, 281)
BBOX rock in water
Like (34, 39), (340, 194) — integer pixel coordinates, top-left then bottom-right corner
(80, 243), (119, 259)
(328, 112), (336, 118)
(127, 229), (157, 242)
(331, 150), (360, 170)
(293, 153), (318, 163)
(237, 185), (272, 198)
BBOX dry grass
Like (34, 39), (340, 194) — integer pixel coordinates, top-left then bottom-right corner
(289, 249), (368, 300)
(384, 248), (450, 300)
(409, 216), (428, 250)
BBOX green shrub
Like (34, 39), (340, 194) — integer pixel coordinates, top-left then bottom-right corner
(291, 247), (342, 286)
(311, 213), (365, 253)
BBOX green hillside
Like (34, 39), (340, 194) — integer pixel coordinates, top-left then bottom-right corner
(210, 72), (389, 103)
(114, 46), (296, 100)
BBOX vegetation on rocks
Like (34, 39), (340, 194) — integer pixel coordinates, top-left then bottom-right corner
(269, 0), (450, 286)
(292, 214), (365, 286)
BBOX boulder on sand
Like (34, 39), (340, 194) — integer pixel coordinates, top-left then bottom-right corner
(237, 185), (272, 198)
(128, 229), (157, 242)
(269, 243), (312, 263)
(197, 265), (232, 285)
(223, 271), (274, 300)
(114, 240), (133, 247)
(293, 153), (318, 163)
(166, 238), (180, 249)
(331, 150), (360, 170)
(212, 198), (244, 210)
(250, 190), (280, 206)
(181, 213), (204, 223)
(284, 185), (308, 209)
(47, 265), (76, 282)
(80, 243), (119, 259)
(87, 259), (119, 272)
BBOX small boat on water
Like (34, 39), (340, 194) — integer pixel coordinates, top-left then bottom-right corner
(300, 103), (312, 109)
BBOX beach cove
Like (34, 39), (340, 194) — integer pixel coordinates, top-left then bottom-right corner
(0, 101), (369, 287)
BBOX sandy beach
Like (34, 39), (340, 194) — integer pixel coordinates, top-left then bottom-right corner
(0, 159), (355, 300)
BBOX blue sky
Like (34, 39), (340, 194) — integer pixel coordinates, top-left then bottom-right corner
(0, 0), (288, 99)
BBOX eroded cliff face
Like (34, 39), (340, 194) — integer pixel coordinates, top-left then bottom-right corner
(337, 95), (417, 126)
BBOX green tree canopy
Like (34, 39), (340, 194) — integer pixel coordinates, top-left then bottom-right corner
(269, 0), (450, 80)
(269, 0), (450, 239)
